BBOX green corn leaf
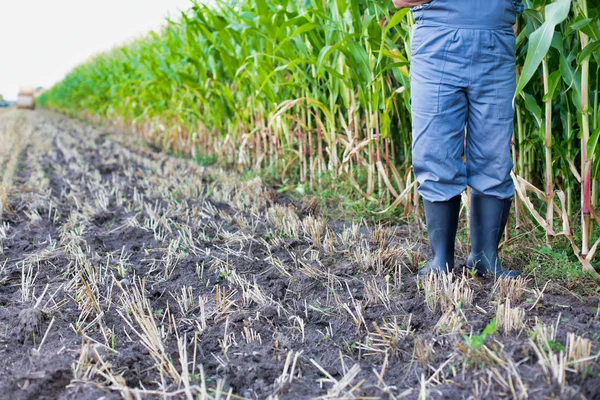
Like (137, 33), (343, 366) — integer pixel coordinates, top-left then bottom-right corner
(376, 9), (410, 67)
(588, 125), (600, 159)
(516, 0), (572, 96)
(570, 17), (593, 31)
(521, 91), (543, 128)
(577, 40), (600, 64)
(255, 0), (268, 17)
(543, 70), (562, 102)
(374, 61), (409, 80)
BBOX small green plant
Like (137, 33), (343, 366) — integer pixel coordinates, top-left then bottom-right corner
(117, 265), (128, 278)
(463, 318), (497, 350)
(546, 339), (565, 353)
(215, 271), (226, 283)
(456, 318), (501, 369)
(152, 308), (164, 317)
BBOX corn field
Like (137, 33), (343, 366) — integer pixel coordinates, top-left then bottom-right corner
(38, 0), (600, 271)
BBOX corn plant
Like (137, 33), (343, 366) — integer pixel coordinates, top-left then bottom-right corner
(514, 0), (599, 273)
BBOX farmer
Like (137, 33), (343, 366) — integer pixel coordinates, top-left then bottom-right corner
(394, 0), (523, 278)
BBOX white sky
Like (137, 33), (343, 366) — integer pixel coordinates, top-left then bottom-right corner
(0, 0), (196, 100)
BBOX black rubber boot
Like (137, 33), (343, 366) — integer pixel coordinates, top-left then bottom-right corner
(466, 194), (519, 279)
(418, 196), (461, 277)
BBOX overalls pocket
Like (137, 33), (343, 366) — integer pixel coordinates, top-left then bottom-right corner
(492, 32), (517, 120)
(410, 25), (427, 57)
(409, 27), (454, 115)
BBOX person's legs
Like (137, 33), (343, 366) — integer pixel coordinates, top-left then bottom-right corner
(465, 30), (519, 278)
(411, 26), (469, 276)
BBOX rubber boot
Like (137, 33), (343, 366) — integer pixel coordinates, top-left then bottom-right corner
(418, 196), (461, 277)
(467, 194), (519, 278)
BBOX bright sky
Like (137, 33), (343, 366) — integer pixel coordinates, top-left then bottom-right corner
(0, 0), (196, 100)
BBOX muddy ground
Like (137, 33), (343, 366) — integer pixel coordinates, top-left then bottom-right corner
(0, 109), (599, 399)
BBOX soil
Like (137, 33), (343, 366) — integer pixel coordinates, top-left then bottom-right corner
(0, 109), (599, 399)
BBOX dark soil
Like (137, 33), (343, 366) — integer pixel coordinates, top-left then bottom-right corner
(0, 109), (599, 399)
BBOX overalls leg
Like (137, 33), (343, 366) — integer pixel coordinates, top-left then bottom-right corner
(410, 28), (468, 203)
(465, 30), (519, 278)
(466, 30), (515, 201)
(410, 26), (469, 275)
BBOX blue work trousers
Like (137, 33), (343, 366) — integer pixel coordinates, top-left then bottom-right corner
(410, 0), (517, 202)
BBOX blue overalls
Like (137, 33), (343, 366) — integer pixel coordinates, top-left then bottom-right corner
(412, 1), (521, 279)
(410, 0), (517, 202)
